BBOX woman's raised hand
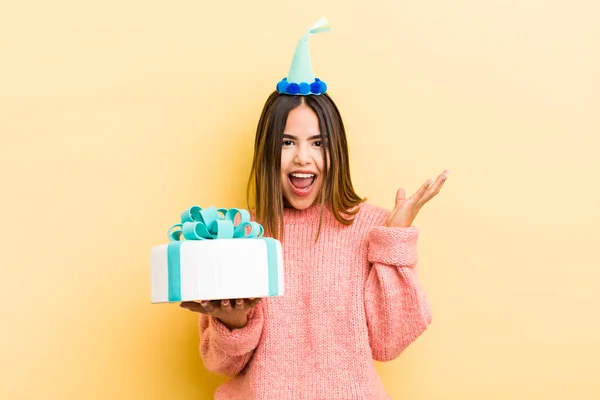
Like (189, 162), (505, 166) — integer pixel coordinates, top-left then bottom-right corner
(386, 169), (449, 228)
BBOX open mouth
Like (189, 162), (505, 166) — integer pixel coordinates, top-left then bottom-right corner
(288, 173), (316, 195)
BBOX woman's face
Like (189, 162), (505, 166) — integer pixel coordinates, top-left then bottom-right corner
(280, 104), (325, 210)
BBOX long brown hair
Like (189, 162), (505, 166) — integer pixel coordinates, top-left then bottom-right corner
(247, 90), (365, 241)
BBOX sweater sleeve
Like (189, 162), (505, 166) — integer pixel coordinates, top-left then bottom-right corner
(364, 225), (432, 362)
(198, 303), (264, 377)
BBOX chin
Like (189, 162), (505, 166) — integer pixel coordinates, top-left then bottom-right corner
(282, 188), (322, 210)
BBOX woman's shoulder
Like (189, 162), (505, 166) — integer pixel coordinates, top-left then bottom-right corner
(356, 201), (390, 215)
(350, 201), (391, 227)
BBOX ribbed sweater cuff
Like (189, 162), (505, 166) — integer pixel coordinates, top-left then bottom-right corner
(208, 306), (264, 357)
(368, 226), (419, 268)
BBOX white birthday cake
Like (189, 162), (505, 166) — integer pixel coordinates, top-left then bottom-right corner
(150, 206), (284, 303)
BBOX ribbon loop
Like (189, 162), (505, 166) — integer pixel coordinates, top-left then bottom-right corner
(180, 205), (202, 223)
(168, 223), (184, 241)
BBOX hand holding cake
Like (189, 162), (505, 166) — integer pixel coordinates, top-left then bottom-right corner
(180, 298), (262, 330)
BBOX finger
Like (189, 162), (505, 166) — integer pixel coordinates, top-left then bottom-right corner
(234, 298), (245, 310)
(247, 298), (262, 308)
(427, 170), (449, 196)
(221, 299), (232, 310)
(179, 301), (195, 311)
(395, 188), (406, 208)
(418, 170), (449, 205)
(434, 170), (449, 194)
(409, 179), (433, 203)
(200, 300), (215, 313)
(180, 301), (207, 314)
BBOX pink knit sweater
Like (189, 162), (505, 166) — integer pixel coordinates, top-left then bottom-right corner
(196, 202), (432, 399)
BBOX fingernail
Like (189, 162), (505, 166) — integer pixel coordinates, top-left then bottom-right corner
(222, 300), (229, 306)
(236, 299), (243, 305)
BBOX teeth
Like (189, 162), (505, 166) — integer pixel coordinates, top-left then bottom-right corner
(290, 173), (315, 178)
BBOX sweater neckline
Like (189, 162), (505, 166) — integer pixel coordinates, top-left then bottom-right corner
(283, 202), (332, 220)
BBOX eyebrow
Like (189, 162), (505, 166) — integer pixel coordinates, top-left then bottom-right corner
(282, 134), (323, 140)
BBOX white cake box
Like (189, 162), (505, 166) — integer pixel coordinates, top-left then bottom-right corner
(150, 205), (284, 303)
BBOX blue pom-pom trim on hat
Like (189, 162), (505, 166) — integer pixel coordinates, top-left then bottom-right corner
(276, 77), (327, 95)
(276, 78), (289, 93)
(299, 82), (310, 94)
(287, 83), (300, 95)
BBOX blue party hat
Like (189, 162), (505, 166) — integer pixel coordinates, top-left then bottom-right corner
(276, 17), (330, 96)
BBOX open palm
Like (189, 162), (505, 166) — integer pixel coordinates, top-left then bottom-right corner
(386, 169), (449, 228)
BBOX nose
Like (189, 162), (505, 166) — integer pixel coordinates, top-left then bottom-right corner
(293, 143), (311, 165)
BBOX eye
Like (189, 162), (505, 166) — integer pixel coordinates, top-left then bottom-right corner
(313, 141), (323, 147)
(282, 140), (294, 147)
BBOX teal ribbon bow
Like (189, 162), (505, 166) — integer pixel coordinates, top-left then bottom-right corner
(165, 206), (279, 301)
(168, 206), (264, 242)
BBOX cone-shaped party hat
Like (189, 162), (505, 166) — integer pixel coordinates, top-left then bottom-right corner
(276, 17), (330, 95)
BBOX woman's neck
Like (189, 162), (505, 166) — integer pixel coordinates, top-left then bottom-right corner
(283, 201), (330, 220)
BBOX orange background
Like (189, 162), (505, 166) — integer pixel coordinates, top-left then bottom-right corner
(1, 1), (599, 399)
